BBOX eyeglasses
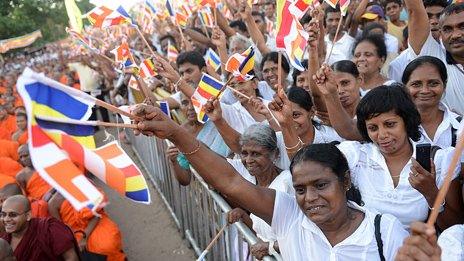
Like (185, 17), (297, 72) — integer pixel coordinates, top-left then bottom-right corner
(0, 211), (28, 219)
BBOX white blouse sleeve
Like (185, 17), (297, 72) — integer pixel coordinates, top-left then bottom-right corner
(271, 191), (303, 238)
(337, 141), (362, 174)
(438, 225), (464, 261)
(433, 147), (461, 187)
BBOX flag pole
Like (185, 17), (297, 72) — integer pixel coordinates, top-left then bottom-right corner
(214, 7), (218, 26)
(177, 25), (187, 45)
(277, 51), (282, 92)
(196, 224), (228, 261)
(136, 26), (157, 57)
(226, 85), (251, 100)
(427, 130), (464, 225)
(95, 99), (142, 121)
(326, 13), (343, 63)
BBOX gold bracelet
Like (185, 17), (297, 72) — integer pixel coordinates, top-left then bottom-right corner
(179, 140), (201, 155)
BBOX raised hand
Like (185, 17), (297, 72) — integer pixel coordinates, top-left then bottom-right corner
(132, 104), (180, 139)
(395, 222), (441, 261)
(204, 98), (223, 122)
(238, 0), (252, 21)
(306, 20), (320, 49)
(211, 26), (227, 48)
(152, 54), (181, 83)
(409, 158), (438, 205)
(313, 63), (338, 96)
(268, 89), (293, 126)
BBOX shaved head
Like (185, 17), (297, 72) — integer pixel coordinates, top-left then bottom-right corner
(2, 195), (30, 212)
(1, 195), (31, 234)
(17, 145), (32, 168)
(0, 184), (22, 208)
(0, 238), (15, 260)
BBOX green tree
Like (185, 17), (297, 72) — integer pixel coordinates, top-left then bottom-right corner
(0, 0), (93, 51)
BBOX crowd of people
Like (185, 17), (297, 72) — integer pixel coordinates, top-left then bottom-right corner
(1, 0), (464, 260)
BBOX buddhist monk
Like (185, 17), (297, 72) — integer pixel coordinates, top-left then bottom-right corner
(0, 157), (22, 179)
(0, 195), (79, 260)
(0, 105), (16, 140)
(0, 238), (15, 261)
(15, 145), (51, 201)
(11, 113), (27, 145)
(48, 193), (126, 261)
(0, 183), (49, 219)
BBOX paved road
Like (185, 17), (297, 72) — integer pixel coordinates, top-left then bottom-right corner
(95, 130), (195, 261)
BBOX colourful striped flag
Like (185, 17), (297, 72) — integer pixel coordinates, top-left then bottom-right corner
(167, 42), (179, 62)
(288, 0), (313, 19)
(225, 46), (255, 81)
(17, 68), (151, 211)
(324, 0), (339, 8)
(165, 0), (175, 16)
(66, 27), (100, 54)
(197, 0), (216, 8)
(86, 6), (133, 28)
(159, 101), (171, 119)
(175, 12), (188, 27)
(180, 4), (193, 16)
(206, 48), (221, 71)
(339, 0), (350, 16)
(276, 0), (308, 71)
(17, 68), (102, 211)
(110, 42), (135, 68)
(199, 8), (214, 27)
(145, 0), (158, 16)
(191, 73), (223, 123)
(128, 76), (139, 90)
(139, 58), (157, 79)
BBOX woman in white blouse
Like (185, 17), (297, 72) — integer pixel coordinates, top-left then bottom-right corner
(313, 69), (464, 230)
(226, 124), (293, 260)
(132, 109), (408, 260)
(402, 56), (462, 148)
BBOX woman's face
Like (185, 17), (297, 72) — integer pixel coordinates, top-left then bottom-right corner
(365, 110), (410, 155)
(240, 140), (276, 177)
(352, 41), (384, 76)
(295, 73), (310, 91)
(230, 78), (257, 103)
(291, 102), (312, 137)
(332, 71), (361, 108)
(180, 94), (197, 122)
(262, 60), (288, 90)
(406, 63), (445, 110)
(293, 160), (349, 225)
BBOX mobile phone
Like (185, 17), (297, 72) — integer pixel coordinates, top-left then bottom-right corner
(416, 143), (431, 172)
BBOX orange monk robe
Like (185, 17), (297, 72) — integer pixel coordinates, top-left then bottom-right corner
(0, 157), (22, 178)
(0, 115), (17, 140)
(17, 132), (28, 145)
(30, 199), (50, 218)
(0, 174), (16, 189)
(26, 171), (51, 200)
(0, 139), (19, 160)
(13, 94), (23, 107)
(60, 201), (126, 261)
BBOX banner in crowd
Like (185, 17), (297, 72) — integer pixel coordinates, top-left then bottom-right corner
(0, 30), (42, 53)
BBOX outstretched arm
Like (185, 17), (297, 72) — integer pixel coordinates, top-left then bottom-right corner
(134, 105), (276, 224)
(404, 0), (430, 54)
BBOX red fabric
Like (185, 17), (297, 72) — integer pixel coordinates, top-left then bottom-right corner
(30, 199), (50, 218)
(1, 217), (79, 261)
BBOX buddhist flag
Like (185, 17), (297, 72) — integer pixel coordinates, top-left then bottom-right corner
(276, 0), (308, 71)
(197, 0), (216, 8)
(159, 101), (171, 119)
(145, 0), (158, 16)
(86, 6), (132, 28)
(167, 42), (179, 62)
(180, 4), (193, 16)
(139, 58), (157, 79)
(206, 48), (221, 71)
(66, 27), (99, 54)
(339, 0), (350, 16)
(199, 8), (214, 27)
(324, 0), (339, 8)
(175, 12), (188, 27)
(225, 46), (255, 81)
(110, 42), (135, 68)
(288, 0), (313, 19)
(191, 73), (223, 123)
(17, 68), (102, 211)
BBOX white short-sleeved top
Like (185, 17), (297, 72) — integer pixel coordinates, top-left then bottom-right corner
(337, 141), (460, 228)
(438, 224), (464, 261)
(416, 32), (464, 115)
(271, 191), (408, 261)
(221, 101), (270, 134)
(226, 160), (294, 242)
(324, 32), (355, 65)
(388, 48), (415, 83)
(275, 125), (344, 170)
(417, 102), (462, 148)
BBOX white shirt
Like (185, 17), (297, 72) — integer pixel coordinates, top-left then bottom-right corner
(417, 102), (462, 148)
(324, 32), (355, 65)
(221, 101), (270, 134)
(415, 32), (464, 115)
(388, 48), (415, 82)
(438, 225), (464, 261)
(228, 159), (294, 242)
(272, 191), (408, 261)
(337, 141), (460, 228)
(220, 81), (275, 105)
(275, 125), (344, 170)
(385, 33), (399, 54)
